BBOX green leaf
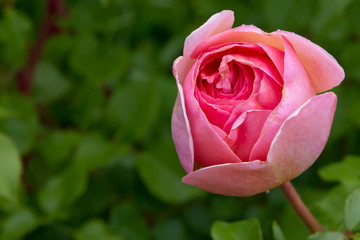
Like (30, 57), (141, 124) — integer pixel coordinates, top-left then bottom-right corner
(272, 221), (286, 240)
(348, 97), (360, 128)
(63, 0), (135, 34)
(0, 207), (39, 240)
(37, 134), (128, 217)
(318, 155), (360, 187)
(0, 94), (39, 154)
(210, 195), (243, 220)
(156, 77), (178, 121)
(279, 204), (309, 240)
(74, 134), (127, 171)
(315, 156), (360, 230)
(71, 174), (117, 218)
(109, 202), (150, 240)
(0, 106), (13, 119)
(43, 33), (74, 64)
(21, 224), (73, 240)
(263, 0), (292, 29)
(153, 218), (186, 240)
(312, 184), (350, 230)
(346, 0), (360, 36)
(69, 33), (96, 74)
(70, 82), (104, 130)
(0, 8), (32, 69)
(319, 163), (358, 185)
(307, 232), (344, 240)
(211, 219), (262, 240)
(184, 204), (212, 234)
(263, 0), (315, 30)
(106, 79), (160, 141)
(75, 219), (124, 240)
(37, 130), (83, 170)
(69, 33), (129, 82)
(311, 0), (352, 41)
(341, 43), (360, 81)
(354, 233), (360, 240)
(344, 188), (360, 231)
(136, 154), (204, 204)
(38, 166), (87, 217)
(33, 61), (70, 103)
(0, 133), (21, 205)
(98, 0), (109, 7)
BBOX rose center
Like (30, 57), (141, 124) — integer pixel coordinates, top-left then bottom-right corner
(198, 54), (255, 100)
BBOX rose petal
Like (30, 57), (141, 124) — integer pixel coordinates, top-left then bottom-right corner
(222, 68), (261, 132)
(174, 11), (234, 86)
(183, 65), (241, 167)
(227, 110), (271, 161)
(274, 30), (345, 93)
(220, 52), (282, 84)
(191, 25), (344, 93)
(196, 92), (231, 129)
(173, 55), (194, 85)
(256, 43), (284, 81)
(182, 92), (337, 196)
(249, 37), (315, 161)
(255, 73), (282, 109)
(182, 161), (279, 196)
(172, 58), (195, 173)
(172, 96), (194, 173)
(184, 10), (234, 59)
(267, 92), (337, 182)
(191, 24), (284, 59)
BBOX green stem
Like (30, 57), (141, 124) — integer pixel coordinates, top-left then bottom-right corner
(280, 181), (324, 234)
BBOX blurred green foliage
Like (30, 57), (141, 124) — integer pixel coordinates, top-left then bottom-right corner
(0, 0), (359, 239)
(211, 219), (262, 240)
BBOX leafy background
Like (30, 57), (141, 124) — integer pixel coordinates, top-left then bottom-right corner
(0, 0), (359, 239)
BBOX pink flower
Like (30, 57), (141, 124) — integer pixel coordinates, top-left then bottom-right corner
(171, 10), (345, 196)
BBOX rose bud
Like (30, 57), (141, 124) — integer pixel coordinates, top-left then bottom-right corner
(171, 10), (344, 196)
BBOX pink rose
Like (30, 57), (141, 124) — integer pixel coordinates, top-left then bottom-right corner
(172, 10), (344, 196)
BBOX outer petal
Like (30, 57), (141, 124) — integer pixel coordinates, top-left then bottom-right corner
(267, 92), (337, 182)
(191, 24), (284, 59)
(184, 10), (234, 58)
(182, 92), (337, 196)
(174, 11), (234, 86)
(274, 30), (345, 93)
(249, 37), (315, 161)
(182, 161), (280, 196)
(171, 9), (236, 172)
(171, 11), (235, 176)
(191, 25), (344, 93)
(172, 56), (194, 173)
(172, 95), (194, 174)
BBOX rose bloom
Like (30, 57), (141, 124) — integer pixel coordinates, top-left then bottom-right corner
(171, 10), (344, 196)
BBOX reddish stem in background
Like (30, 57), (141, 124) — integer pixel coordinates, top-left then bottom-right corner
(16, 0), (67, 193)
(17, 0), (66, 95)
(280, 181), (324, 234)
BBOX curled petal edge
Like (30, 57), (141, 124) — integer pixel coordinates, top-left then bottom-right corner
(184, 10), (234, 58)
(172, 57), (194, 173)
(191, 24), (344, 93)
(267, 91), (337, 182)
(182, 92), (337, 196)
(174, 10), (235, 85)
(274, 30), (345, 93)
